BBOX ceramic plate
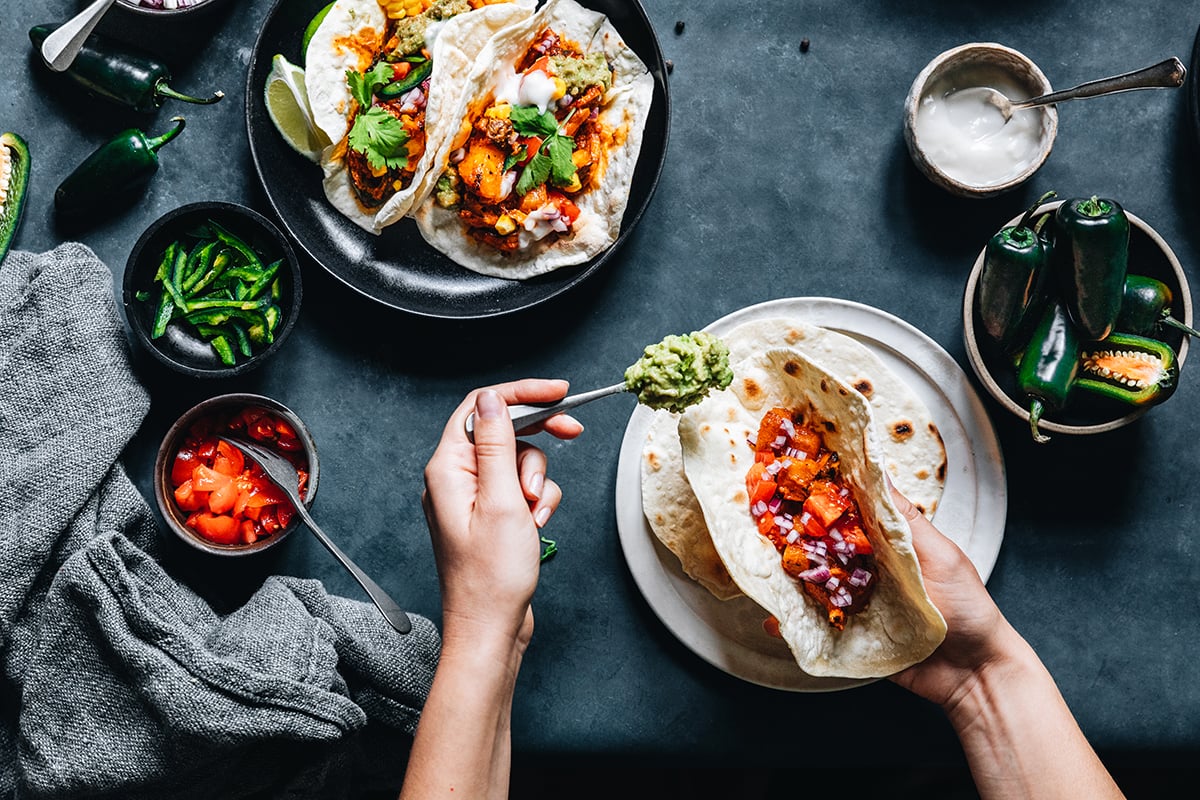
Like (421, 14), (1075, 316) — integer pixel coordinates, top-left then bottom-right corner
(613, 297), (1007, 691)
(245, 0), (670, 319)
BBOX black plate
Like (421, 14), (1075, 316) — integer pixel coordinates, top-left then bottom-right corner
(246, 0), (670, 319)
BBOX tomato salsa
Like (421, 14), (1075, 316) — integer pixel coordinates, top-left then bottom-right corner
(169, 406), (309, 546)
(745, 407), (878, 630)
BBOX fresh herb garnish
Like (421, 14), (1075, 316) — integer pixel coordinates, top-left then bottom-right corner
(510, 105), (559, 138)
(346, 62), (396, 109)
(348, 107), (410, 171)
(512, 108), (578, 196)
(539, 536), (558, 562)
(503, 144), (528, 172)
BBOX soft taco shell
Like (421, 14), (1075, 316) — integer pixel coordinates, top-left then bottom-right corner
(677, 348), (946, 678)
(412, 0), (654, 278)
(642, 319), (947, 602)
(307, 0), (535, 233)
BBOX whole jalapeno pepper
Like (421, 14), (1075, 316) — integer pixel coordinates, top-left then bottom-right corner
(977, 190), (1056, 352)
(0, 132), (31, 266)
(55, 117), (186, 217)
(1077, 332), (1178, 407)
(1055, 195), (1129, 340)
(1016, 300), (1080, 444)
(1116, 275), (1200, 339)
(30, 25), (223, 113)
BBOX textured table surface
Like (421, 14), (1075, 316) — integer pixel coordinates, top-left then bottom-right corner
(4, 0), (1199, 768)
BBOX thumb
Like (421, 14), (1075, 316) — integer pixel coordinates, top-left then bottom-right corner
(472, 390), (523, 502)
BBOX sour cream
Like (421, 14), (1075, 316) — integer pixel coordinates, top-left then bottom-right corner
(494, 68), (558, 114)
(915, 67), (1046, 187)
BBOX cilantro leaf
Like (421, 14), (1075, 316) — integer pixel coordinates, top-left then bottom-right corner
(348, 107), (411, 171)
(510, 105), (559, 138)
(546, 134), (576, 185)
(516, 150), (552, 196)
(346, 62), (397, 109)
(503, 145), (528, 172)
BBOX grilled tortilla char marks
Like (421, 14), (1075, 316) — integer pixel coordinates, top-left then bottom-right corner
(745, 406), (878, 631)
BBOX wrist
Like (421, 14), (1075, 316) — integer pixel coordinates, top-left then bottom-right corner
(441, 612), (528, 674)
(943, 624), (1043, 729)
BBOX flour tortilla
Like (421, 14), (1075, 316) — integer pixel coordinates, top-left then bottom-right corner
(412, 0), (654, 278)
(306, 0), (535, 234)
(641, 319), (946, 602)
(677, 349), (947, 679)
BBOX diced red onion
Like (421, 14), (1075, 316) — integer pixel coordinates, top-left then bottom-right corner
(848, 569), (872, 588)
(828, 527), (843, 542)
(799, 511), (812, 526)
(765, 460), (783, 477)
(780, 418), (795, 437)
(766, 495), (783, 513)
(797, 566), (831, 584)
(775, 515), (793, 530)
(498, 169), (517, 200)
(824, 575), (841, 591)
(772, 434), (787, 450)
(839, 487), (850, 497)
(785, 530), (800, 544)
(752, 500), (768, 516)
(802, 539), (827, 558)
(829, 587), (853, 608)
(746, 435), (756, 447)
(450, 147), (466, 164)
(559, 94), (574, 108)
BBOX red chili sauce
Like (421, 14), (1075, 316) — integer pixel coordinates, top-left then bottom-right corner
(746, 407), (877, 630)
(169, 407), (308, 546)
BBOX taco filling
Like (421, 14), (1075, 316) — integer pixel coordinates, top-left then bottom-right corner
(746, 407), (878, 630)
(432, 25), (613, 253)
(341, 0), (484, 209)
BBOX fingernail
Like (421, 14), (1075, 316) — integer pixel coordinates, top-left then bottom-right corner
(476, 390), (504, 420)
(535, 505), (551, 528)
(529, 471), (544, 499)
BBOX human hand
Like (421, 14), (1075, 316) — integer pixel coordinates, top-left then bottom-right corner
(422, 380), (583, 655)
(888, 488), (1020, 711)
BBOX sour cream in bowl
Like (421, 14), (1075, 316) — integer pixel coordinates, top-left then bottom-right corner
(904, 43), (1057, 198)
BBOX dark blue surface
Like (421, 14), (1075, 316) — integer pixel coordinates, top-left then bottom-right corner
(4, 0), (1199, 769)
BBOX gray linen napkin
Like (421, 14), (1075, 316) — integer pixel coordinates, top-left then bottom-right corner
(0, 245), (440, 799)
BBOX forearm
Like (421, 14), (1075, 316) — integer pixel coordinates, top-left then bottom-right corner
(399, 631), (523, 800)
(946, 628), (1124, 800)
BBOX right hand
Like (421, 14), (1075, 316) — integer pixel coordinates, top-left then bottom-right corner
(888, 488), (1018, 711)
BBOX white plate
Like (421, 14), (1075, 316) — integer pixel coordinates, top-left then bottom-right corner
(614, 297), (1007, 692)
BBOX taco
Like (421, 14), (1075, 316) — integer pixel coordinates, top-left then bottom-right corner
(641, 319), (947, 603)
(412, 0), (654, 278)
(676, 348), (947, 678)
(305, 0), (536, 233)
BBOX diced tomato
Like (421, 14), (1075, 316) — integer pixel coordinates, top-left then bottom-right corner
(549, 192), (580, 224)
(208, 480), (239, 515)
(762, 616), (782, 638)
(191, 464), (232, 493)
(213, 440), (245, 476)
(248, 417), (276, 441)
(171, 449), (199, 487)
(803, 482), (851, 528)
(192, 512), (240, 545)
(245, 477), (288, 508)
(173, 480), (207, 512)
(745, 462), (767, 495)
(523, 55), (551, 75)
(754, 450), (775, 464)
(801, 511), (827, 539)
(276, 502), (295, 529)
(243, 505), (262, 521)
(240, 519), (257, 544)
(275, 418), (297, 439)
(196, 437), (217, 461)
(297, 470), (309, 499)
(837, 519), (874, 555)
(275, 436), (301, 453)
(756, 514), (776, 535)
(518, 136), (542, 167)
(750, 479), (777, 506)
(391, 61), (411, 81)
(260, 507), (281, 534)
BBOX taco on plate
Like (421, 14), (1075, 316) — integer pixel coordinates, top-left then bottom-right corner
(305, 0), (535, 233)
(642, 318), (948, 603)
(677, 348), (947, 678)
(413, 0), (654, 279)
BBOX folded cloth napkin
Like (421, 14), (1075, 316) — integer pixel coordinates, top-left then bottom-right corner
(0, 245), (440, 799)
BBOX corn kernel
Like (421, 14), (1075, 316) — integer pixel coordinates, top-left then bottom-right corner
(551, 77), (567, 101)
(495, 214), (517, 235)
(571, 149), (591, 168)
(393, 180), (403, 190)
(562, 173), (582, 193)
(485, 103), (512, 120)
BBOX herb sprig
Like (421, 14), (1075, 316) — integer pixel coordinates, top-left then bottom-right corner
(348, 107), (410, 171)
(509, 105), (578, 196)
(346, 62), (396, 109)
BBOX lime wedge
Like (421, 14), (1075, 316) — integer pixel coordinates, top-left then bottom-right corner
(264, 54), (328, 163)
(302, 2), (335, 59)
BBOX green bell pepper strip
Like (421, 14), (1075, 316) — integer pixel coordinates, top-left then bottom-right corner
(1076, 332), (1178, 407)
(1054, 195), (1129, 340)
(157, 243), (188, 311)
(187, 250), (233, 296)
(1016, 301), (1080, 444)
(182, 241), (218, 293)
(977, 191), (1056, 352)
(150, 287), (174, 339)
(184, 297), (271, 312)
(229, 322), (253, 358)
(245, 260), (282, 300)
(208, 335), (236, 366)
(55, 117), (186, 216)
(29, 25), (223, 113)
(184, 307), (269, 331)
(0, 133), (31, 267)
(207, 219), (263, 271)
(168, 244), (189, 310)
(377, 59), (433, 99)
(1116, 275), (1200, 339)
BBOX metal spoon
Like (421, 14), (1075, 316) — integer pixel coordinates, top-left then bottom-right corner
(959, 56), (1186, 123)
(465, 382), (627, 441)
(41, 0), (116, 72)
(219, 435), (412, 635)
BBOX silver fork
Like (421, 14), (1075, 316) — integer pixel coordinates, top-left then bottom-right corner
(220, 435), (412, 634)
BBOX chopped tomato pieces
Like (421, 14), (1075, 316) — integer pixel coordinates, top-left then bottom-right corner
(750, 479), (777, 506)
(213, 440), (245, 475)
(208, 480), (239, 515)
(192, 513), (240, 545)
(171, 449), (199, 486)
(173, 480), (207, 512)
(192, 464), (232, 493)
(803, 483), (851, 528)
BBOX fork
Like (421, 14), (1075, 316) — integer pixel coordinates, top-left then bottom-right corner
(220, 435), (412, 634)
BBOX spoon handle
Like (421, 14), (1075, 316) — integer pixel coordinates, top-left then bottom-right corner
(465, 382), (627, 440)
(1014, 57), (1186, 109)
(294, 502), (413, 634)
(40, 0), (116, 72)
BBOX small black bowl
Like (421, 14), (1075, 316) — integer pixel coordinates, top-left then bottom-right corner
(123, 201), (302, 378)
(115, 0), (230, 18)
(155, 393), (320, 556)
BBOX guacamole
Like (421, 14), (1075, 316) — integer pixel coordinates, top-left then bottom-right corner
(549, 53), (612, 96)
(624, 332), (733, 413)
(389, 0), (471, 59)
(434, 167), (461, 208)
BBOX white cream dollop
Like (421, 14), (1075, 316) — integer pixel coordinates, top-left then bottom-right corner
(494, 68), (558, 114)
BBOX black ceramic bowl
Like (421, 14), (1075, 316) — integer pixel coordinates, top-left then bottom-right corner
(116, 0), (229, 18)
(123, 201), (302, 378)
(155, 393), (320, 556)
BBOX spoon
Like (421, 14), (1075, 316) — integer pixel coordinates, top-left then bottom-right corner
(40, 0), (116, 72)
(958, 56), (1186, 123)
(219, 435), (412, 635)
(465, 382), (627, 441)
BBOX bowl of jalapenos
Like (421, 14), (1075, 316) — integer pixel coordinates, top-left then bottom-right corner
(123, 201), (302, 378)
(963, 193), (1193, 442)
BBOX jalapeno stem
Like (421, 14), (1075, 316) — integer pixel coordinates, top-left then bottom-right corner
(1028, 399), (1051, 444)
(1162, 314), (1200, 339)
(1017, 190), (1058, 230)
(154, 79), (225, 106)
(1077, 195), (1112, 218)
(146, 116), (187, 152)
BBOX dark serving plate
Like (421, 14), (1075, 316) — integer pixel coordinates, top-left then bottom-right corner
(245, 0), (671, 319)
